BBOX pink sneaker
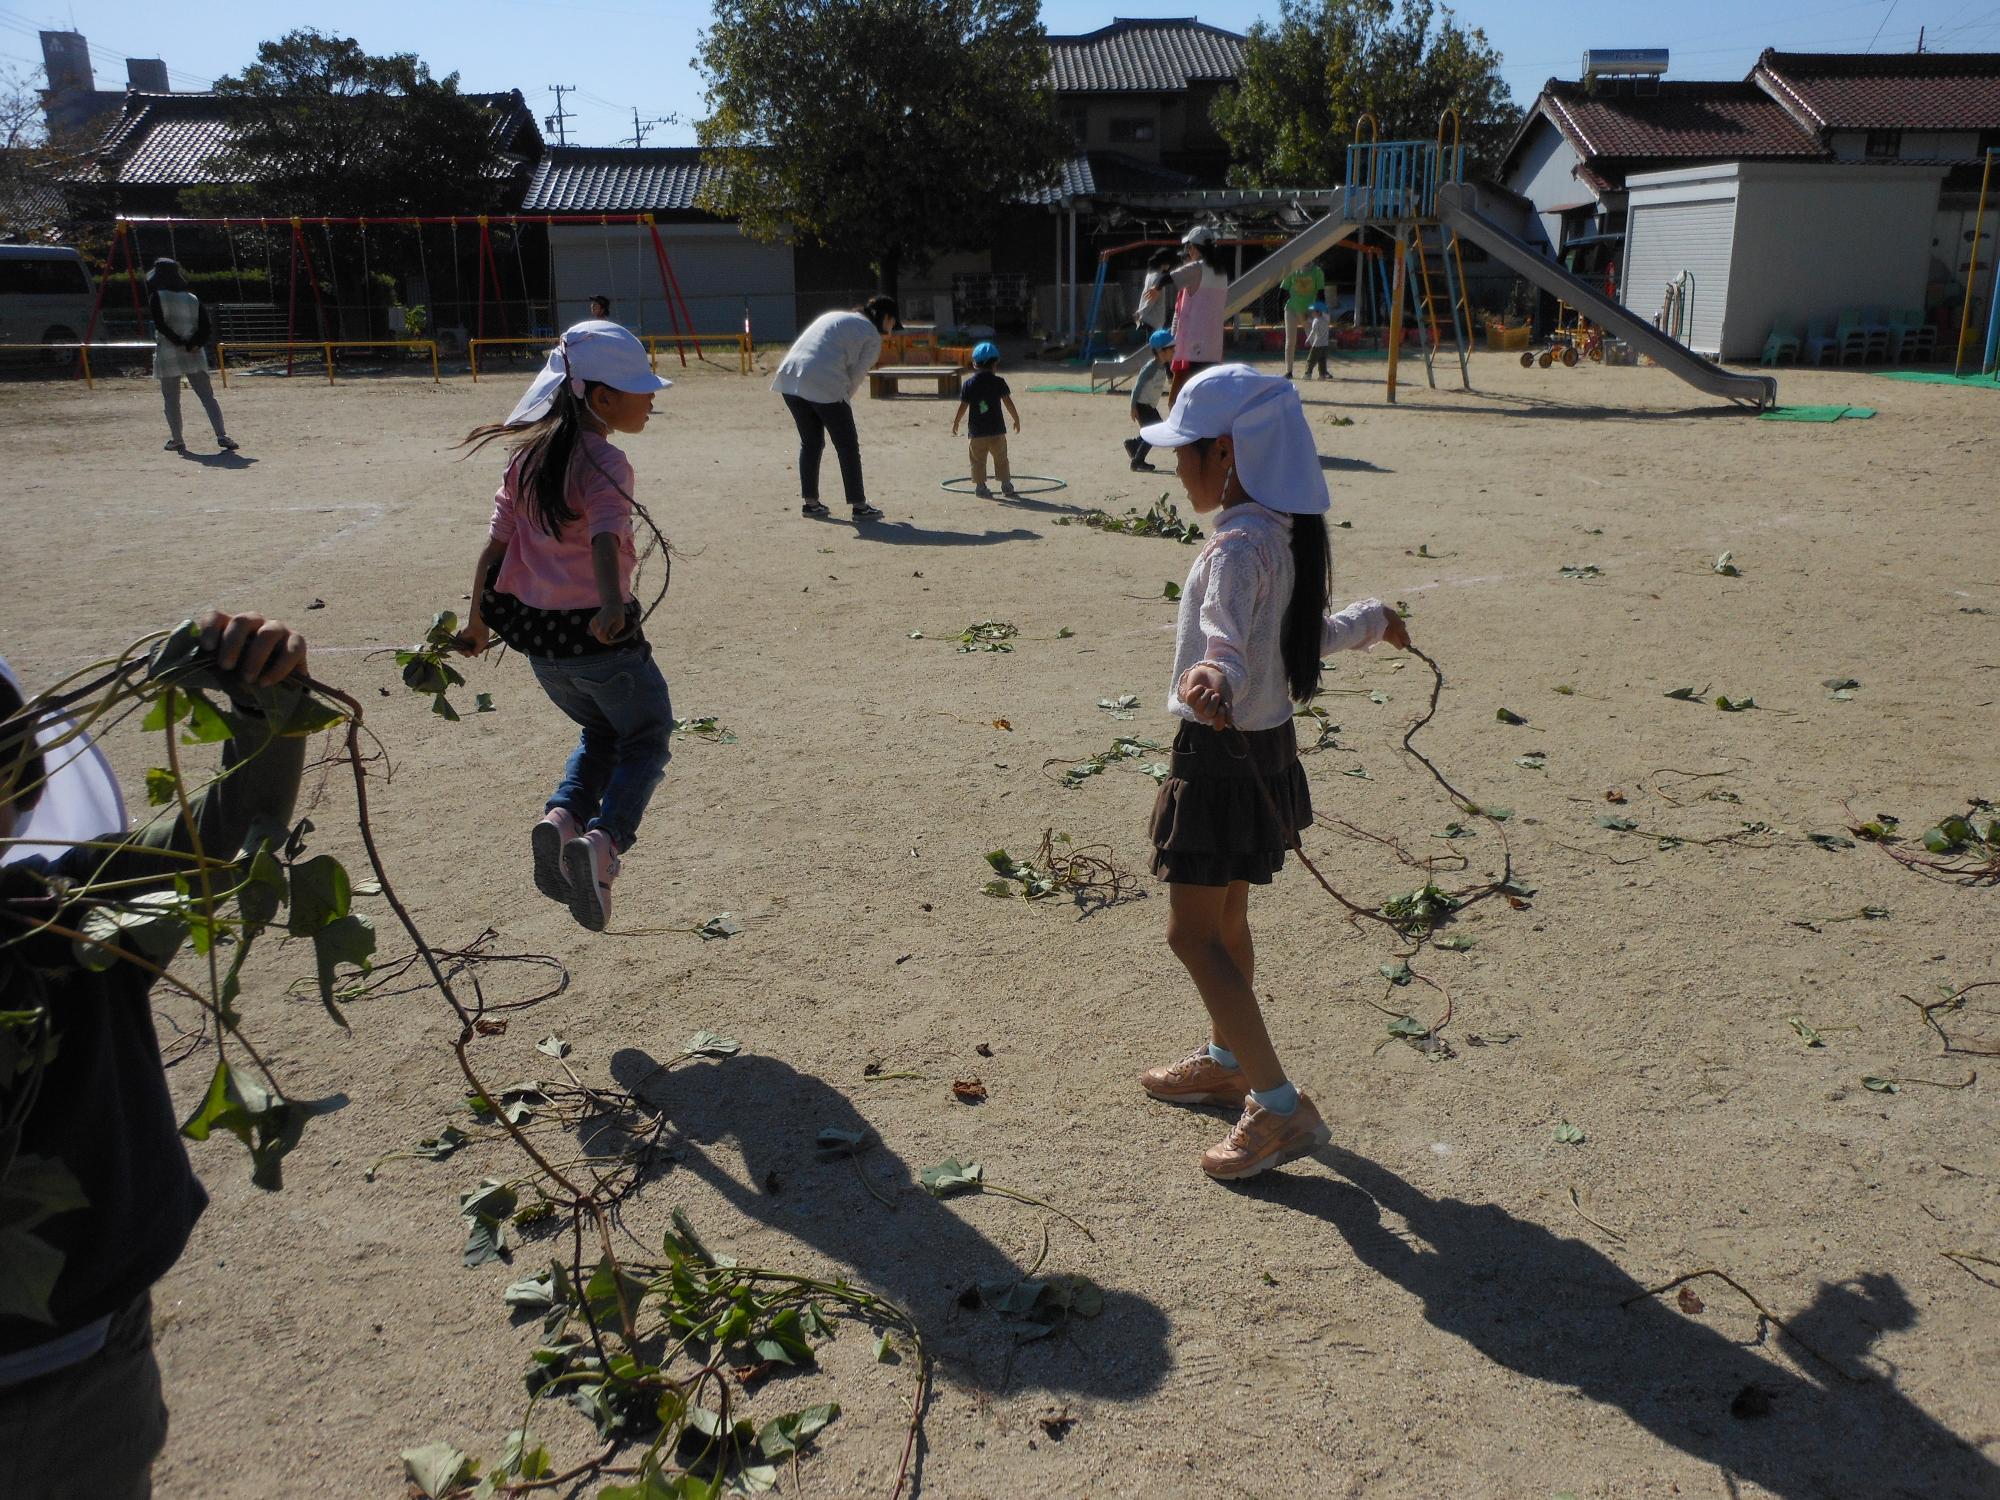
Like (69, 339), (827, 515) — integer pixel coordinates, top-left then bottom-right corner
(1200, 1095), (1331, 1181)
(531, 808), (581, 903)
(561, 828), (620, 931)
(1139, 1048), (1249, 1107)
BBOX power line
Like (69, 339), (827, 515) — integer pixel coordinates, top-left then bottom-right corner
(1866, 0), (1902, 52)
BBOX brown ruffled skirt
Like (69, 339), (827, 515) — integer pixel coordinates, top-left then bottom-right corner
(1148, 719), (1311, 886)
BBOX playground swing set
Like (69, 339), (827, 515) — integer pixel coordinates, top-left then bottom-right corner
(65, 212), (753, 388)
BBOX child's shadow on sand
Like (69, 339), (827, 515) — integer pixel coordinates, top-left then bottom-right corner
(604, 1048), (1171, 1402)
(1247, 1148), (1998, 1500)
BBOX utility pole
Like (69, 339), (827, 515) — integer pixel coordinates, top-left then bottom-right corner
(545, 84), (576, 147)
(619, 108), (675, 149)
(1916, 25), (1925, 52)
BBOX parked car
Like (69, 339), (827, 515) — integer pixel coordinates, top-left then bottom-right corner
(0, 244), (96, 357)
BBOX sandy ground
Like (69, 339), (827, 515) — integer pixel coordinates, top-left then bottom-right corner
(2, 346), (1997, 1500)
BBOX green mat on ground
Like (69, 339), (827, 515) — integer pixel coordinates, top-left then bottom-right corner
(1874, 369), (2000, 387)
(1759, 404), (1876, 422)
(1028, 382), (1102, 394)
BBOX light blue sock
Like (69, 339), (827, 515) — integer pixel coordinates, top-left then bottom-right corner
(1206, 1042), (1239, 1070)
(1251, 1080), (1299, 1115)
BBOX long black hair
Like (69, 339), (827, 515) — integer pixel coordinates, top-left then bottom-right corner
(1193, 438), (1332, 702)
(458, 379), (603, 538)
(1282, 513), (1331, 701)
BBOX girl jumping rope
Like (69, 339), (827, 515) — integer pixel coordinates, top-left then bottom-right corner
(1136, 364), (1410, 1180)
(454, 321), (673, 931)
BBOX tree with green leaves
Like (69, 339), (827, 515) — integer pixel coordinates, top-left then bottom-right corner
(192, 30), (508, 216)
(694, 0), (1069, 295)
(1211, 0), (1519, 187)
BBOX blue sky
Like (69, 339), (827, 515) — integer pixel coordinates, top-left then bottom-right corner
(3, 0), (1996, 147)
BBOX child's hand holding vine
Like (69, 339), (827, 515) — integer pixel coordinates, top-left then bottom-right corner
(1178, 662), (1232, 728)
(589, 602), (629, 644)
(1381, 610), (1411, 651)
(454, 618), (491, 657)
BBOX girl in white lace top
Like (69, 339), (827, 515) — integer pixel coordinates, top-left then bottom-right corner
(1132, 364), (1410, 1183)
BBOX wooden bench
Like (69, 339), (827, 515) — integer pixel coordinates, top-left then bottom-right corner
(868, 364), (964, 399)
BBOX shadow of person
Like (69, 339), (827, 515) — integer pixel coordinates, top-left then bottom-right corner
(179, 449), (258, 470)
(1244, 1149), (1996, 1498)
(1318, 455), (1391, 474)
(605, 1048), (1170, 1402)
(854, 520), (1041, 547)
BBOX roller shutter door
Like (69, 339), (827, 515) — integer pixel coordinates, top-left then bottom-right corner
(1623, 197), (1736, 357)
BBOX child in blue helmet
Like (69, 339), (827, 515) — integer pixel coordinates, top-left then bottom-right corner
(951, 341), (1021, 499)
(1124, 326), (1175, 471)
(1303, 299), (1332, 380)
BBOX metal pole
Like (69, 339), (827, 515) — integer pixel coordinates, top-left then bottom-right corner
(1386, 223), (1408, 404)
(1954, 148), (1992, 376)
(1068, 208), (1078, 341)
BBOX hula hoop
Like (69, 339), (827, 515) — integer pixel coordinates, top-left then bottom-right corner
(939, 475), (1069, 496)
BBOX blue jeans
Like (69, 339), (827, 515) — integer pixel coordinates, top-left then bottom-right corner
(528, 644), (672, 853)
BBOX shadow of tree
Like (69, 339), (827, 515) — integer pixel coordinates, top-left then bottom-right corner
(603, 1048), (1171, 1403)
(1240, 1148), (1997, 1499)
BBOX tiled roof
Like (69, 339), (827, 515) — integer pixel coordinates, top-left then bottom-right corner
(1540, 80), (1826, 164)
(522, 147), (728, 213)
(1045, 18), (1245, 93)
(84, 90), (540, 187)
(1024, 149), (1202, 205)
(1753, 49), (2000, 131)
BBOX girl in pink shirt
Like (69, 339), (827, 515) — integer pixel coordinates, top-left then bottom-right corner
(454, 322), (671, 931)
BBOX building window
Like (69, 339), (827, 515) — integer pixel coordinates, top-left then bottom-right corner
(1865, 129), (1902, 159)
(1109, 117), (1156, 144)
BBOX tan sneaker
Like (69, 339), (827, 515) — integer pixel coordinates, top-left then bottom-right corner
(1140, 1049), (1249, 1107)
(1200, 1095), (1331, 1180)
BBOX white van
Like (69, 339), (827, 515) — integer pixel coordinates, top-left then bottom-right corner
(0, 244), (97, 352)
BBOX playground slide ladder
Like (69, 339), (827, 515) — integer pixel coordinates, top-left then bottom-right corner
(1434, 184), (1776, 410)
(1089, 189), (1361, 390)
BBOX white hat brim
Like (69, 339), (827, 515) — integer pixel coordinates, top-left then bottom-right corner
(1, 656), (128, 866)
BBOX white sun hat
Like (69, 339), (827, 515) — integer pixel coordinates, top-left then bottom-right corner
(0, 655), (128, 867)
(1137, 363), (1329, 515)
(505, 319), (671, 427)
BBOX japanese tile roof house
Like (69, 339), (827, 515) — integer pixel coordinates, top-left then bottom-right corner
(1500, 49), (2000, 362)
(1502, 48), (2000, 251)
(64, 88), (544, 218)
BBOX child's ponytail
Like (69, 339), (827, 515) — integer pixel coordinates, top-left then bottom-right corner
(1281, 515), (1331, 702)
(458, 382), (599, 537)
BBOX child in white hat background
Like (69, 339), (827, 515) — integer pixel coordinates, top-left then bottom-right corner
(454, 321), (673, 931)
(1134, 364), (1411, 1181)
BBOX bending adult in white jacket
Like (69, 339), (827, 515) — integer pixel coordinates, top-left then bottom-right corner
(771, 296), (899, 522)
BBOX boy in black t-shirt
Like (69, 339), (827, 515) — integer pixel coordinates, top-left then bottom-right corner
(951, 341), (1021, 499)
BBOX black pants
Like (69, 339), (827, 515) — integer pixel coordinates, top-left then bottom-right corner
(1130, 402), (1162, 464)
(1305, 346), (1329, 379)
(782, 394), (866, 507)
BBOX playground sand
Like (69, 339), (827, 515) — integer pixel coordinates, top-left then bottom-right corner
(2, 352), (1996, 1498)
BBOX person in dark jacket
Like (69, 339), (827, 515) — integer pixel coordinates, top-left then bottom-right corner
(145, 259), (236, 455)
(0, 609), (307, 1499)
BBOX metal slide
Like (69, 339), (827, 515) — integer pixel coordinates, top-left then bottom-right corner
(1089, 191), (1361, 390)
(1434, 183), (1776, 410)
